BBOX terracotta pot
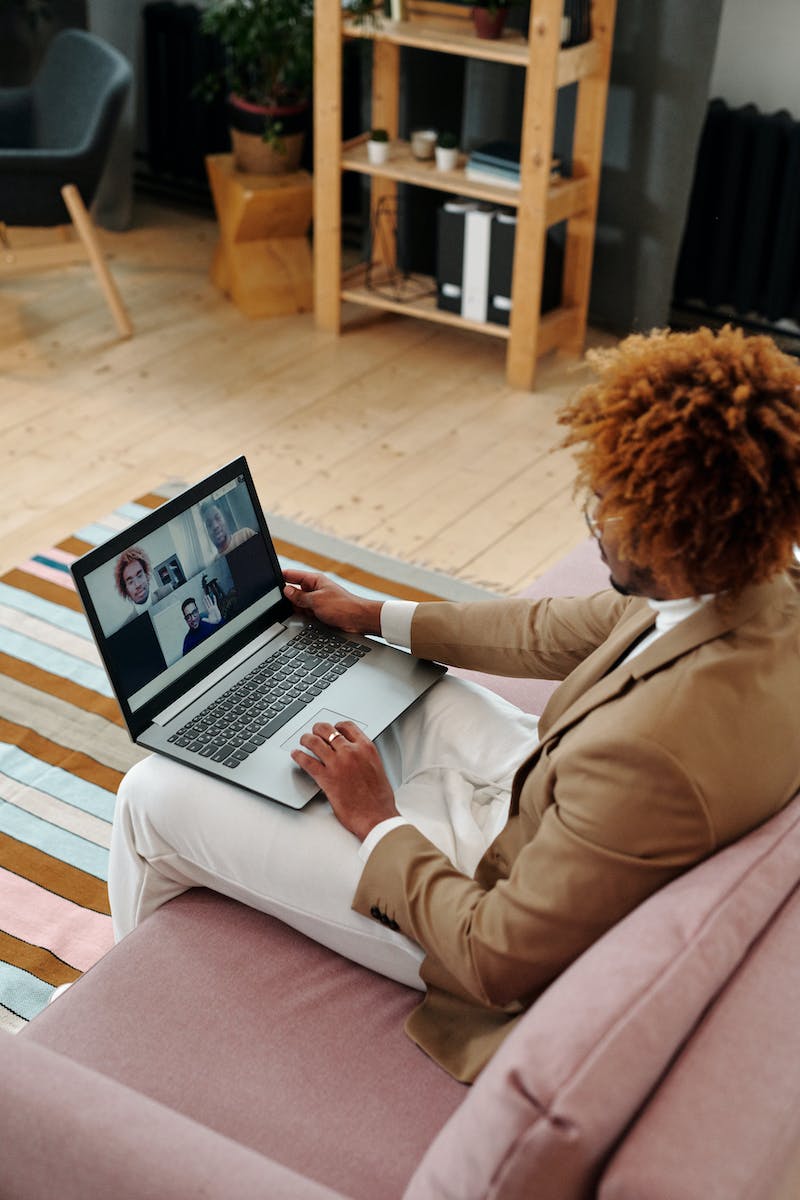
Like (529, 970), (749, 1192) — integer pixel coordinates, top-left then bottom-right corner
(471, 6), (508, 39)
(227, 94), (309, 175)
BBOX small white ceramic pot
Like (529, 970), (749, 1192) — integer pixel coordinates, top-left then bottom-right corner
(367, 139), (390, 164)
(435, 145), (459, 171)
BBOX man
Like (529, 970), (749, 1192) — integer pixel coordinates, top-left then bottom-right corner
(110, 326), (800, 1083)
(200, 500), (256, 557)
(114, 546), (155, 621)
(181, 594), (223, 655)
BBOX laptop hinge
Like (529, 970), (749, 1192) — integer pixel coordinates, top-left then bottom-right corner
(151, 621), (286, 727)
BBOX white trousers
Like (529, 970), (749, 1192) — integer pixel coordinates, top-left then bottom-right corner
(109, 676), (539, 991)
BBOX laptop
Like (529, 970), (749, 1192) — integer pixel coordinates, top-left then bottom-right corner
(71, 456), (445, 808)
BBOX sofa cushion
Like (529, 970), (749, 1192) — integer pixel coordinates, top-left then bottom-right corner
(0, 1033), (344, 1200)
(26, 889), (465, 1200)
(404, 791), (800, 1200)
(599, 883), (800, 1200)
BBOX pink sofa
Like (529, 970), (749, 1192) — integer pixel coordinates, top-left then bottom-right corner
(3, 540), (800, 1200)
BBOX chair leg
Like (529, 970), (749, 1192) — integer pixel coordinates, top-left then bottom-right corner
(60, 184), (133, 339)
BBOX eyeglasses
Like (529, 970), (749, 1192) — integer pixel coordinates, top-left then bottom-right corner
(583, 496), (622, 541)
(183, 607), (199, 622)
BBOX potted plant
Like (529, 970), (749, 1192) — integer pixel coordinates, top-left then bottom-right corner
(367, 127), (390, 164)
(200, 0), (314, 175)
(435, 131), (459, 171)
(469, 0), (511, 40)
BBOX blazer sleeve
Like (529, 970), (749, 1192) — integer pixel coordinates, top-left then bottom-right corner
(352, 731), (715, 1011)
(410, 590), (633, 680)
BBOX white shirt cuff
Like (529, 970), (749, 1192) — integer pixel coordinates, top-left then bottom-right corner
(358, 816), (411, 862)
(379, 600), (417, 649)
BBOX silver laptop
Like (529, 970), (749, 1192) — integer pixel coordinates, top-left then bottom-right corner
(71, 457), (445, 808)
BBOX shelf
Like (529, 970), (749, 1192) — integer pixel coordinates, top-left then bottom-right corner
(316, 1), (618, 388)
(343, 16), (602, 84)
(344, 15), (530, 64)
(342, 136), (592, 225)
(340, 263), (510, 337)
(340, 263), (583, 355)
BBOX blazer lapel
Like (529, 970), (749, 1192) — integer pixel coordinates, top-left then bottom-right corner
(507, 604), (656, 814)
(508, 580), (784, 815)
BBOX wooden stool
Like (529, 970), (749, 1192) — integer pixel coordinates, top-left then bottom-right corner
(206, 154), (313, 319)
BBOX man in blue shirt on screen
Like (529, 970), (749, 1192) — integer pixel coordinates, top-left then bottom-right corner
(181, 595), (222, 655)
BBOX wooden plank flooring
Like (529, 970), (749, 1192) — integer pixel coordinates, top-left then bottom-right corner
(0, 199), (615, 595)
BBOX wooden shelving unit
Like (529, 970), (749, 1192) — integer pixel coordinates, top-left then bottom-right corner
(313, 0), (617, 390)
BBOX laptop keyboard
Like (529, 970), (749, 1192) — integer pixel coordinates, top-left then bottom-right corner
(167, 627), (371, 769)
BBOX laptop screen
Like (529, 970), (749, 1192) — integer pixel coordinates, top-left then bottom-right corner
(73, 458), (288, 736)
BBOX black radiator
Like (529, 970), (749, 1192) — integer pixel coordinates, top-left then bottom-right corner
(139, 1), (230, 201)
(673, 99), (800, 331)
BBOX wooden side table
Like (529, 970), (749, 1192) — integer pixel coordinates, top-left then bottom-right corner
(206, 154), (313, 319)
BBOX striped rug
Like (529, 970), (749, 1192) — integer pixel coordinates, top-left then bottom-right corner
(0, 487), (450, 1033)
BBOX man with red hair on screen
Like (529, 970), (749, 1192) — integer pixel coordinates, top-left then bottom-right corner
(113, 546), (155, 622)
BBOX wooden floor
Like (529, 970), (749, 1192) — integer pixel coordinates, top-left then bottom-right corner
(0, 199), (615, 595)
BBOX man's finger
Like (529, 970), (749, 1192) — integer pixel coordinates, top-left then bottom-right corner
(283, 569), (320, 590)
(291, 747), (323, 776)
(284, 583), (311, 607)
(336, 720), (368, 744)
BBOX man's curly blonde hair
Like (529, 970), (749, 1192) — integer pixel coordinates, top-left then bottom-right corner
(558, 325), (800, 596)
(114, 546), (152, 600)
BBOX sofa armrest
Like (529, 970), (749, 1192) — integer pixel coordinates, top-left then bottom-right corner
(598, 883), (800, 1200)
(0, 1033), (347, 1200)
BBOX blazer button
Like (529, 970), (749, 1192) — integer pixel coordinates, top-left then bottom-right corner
(388, 919), (399, 931)
(379, 912), (390, 926)
(370, 905), (381, 920)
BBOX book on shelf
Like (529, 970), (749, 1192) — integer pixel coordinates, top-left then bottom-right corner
(435, 202), (561, 327)
(468, 141), (561, 177)
(437, 203), (508, 325)
(464, 163), (521, 189)
(469, 140), (521, 172)
(465, 155), (561, 190)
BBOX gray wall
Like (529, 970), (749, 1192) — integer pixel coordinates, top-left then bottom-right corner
(710, 0), (800, 113)
(587, 1), (723, 333)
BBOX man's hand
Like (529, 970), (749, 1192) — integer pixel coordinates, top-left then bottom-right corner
(291, 720), (399, 841)
(283, 569), (382, 635)
(203, 594), (222, 625)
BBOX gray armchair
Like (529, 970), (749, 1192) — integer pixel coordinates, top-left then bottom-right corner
(0, 27), (133, 337)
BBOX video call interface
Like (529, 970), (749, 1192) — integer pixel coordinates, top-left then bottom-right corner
(84, 476), (281, 712)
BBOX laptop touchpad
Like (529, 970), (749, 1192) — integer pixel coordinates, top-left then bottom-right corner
(281, 709), (367, 757)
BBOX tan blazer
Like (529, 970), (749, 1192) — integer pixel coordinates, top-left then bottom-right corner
(352, 576), (800, 1082)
